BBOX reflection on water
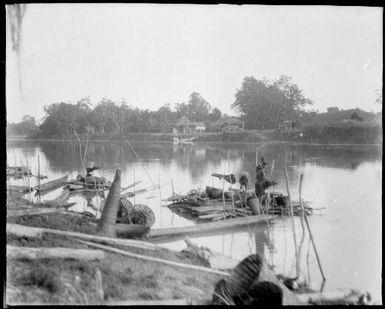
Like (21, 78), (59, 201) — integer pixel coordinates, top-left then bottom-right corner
(6, 140), (382, 303)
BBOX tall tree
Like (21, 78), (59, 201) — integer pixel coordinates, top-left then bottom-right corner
(232, 76), (313, 129)
(187, 92), (212, 121)
(207, 107), (222, 122)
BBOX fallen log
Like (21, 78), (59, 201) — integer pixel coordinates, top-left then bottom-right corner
(103, 299), (190, 306)
(296, 290), (371, 305)
(183, 238), (239, 270)
(76, 239), (230, 276)
(121, 181), (142, 192)
(120, 192), (135, 198)
(187, 203), (236, 214)
(7, 223), (158, 251)
(7, 245), (105, 261)
(7, 206), (68, 217)
(89, 222), (150, 238)
(42, 189), (70, 207)
(6, 223), (44, 238)
(149, 215), (275, 238)
(7, 185), (32, 193)
(35, 175), (69, 192)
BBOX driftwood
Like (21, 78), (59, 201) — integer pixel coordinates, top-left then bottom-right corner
(183, 238), (239, 270)
(7, 206), (69, 217)
(77, 239), (230, 276)
(296, 290), (371, 305)
(149, 215), (275, 238)
(42, 189), (70, 207)
(35, 175), (69, 192)
(89, 222), (150, 238)
(7, 245), (105, 261)
(7, 185), (32, 193)
(121, 180), (142, 192)
(104, 299), (190, 305)
(6, 223), (158, 251)
(7, 223), (44, 238)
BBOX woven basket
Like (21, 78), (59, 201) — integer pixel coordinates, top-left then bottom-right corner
(118, 198), (155, 227)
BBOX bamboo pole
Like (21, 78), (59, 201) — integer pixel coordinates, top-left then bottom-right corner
(26, 159), (32, 202)
(37, 154), (41, 204)
(7, 245), (105, 261)
(77, 239), (230, 276)
(284, 167), (300, 279)
(104, 299), (190, 306)
(297, 174), (306, 278)
(158, 169), (163, 227)
(7, 223), (158, 251)
(305, 216), (326, 281)
(297, 174), (326, 281)
(269, 159), (275, 180)
(227, 154), (235, 211)
(133, 168), (136, 205)
(8, 206), (68, 217)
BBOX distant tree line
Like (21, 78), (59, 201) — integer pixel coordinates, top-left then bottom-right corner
(12, 75), (378, 138)
(7, 92), (223, 138)
(7, 115), (40, 136)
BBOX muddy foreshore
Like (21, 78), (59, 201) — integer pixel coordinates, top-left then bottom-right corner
(6, 191), (224, 305)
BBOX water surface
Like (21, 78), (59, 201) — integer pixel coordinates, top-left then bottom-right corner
(6, 140), (382, 303)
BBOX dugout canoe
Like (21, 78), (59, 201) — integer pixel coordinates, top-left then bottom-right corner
(35, 175), (68, 192)
(149, 214), (276, 238)
(7, 185), (32, 193)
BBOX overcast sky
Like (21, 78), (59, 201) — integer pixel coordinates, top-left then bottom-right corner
(6, 4), (383, 123)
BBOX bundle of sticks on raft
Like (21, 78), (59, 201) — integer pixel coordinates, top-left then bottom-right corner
(167, 187), (316, 222)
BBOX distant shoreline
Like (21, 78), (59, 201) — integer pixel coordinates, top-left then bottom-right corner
(6, 132), (382, 146)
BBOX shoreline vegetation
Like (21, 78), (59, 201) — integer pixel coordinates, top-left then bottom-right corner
(7, 125), (383, 145)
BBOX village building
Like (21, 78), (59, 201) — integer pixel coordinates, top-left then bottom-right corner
(192, 121), (206, 133)
(277, 120), (298, 132)
(211, 117), (244, 132)
(173, 116), (195, 135)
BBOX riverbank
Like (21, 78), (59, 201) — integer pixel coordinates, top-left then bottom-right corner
(6, 192), (223, 305)
(6, 190), (374, 305)
(10, 123), (382, 145)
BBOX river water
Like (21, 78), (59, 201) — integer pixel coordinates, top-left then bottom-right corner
(6, 140), (382, 303)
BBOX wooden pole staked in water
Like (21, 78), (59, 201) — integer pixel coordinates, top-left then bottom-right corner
(37, 155), (41, 204)
(26, 159), (32, 202)
(284, 167), (300, 279)
(171, 178), (175, 196)
(158, 169), (163, 227)
(298, 174), (326, 282)
(133, 168), (136, 205)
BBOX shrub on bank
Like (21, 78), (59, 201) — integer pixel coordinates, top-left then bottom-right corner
(279, 122), (382, 144)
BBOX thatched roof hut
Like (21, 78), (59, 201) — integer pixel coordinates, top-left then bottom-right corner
(175, 116), (193, 127)
(211, 117), (244, 132)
